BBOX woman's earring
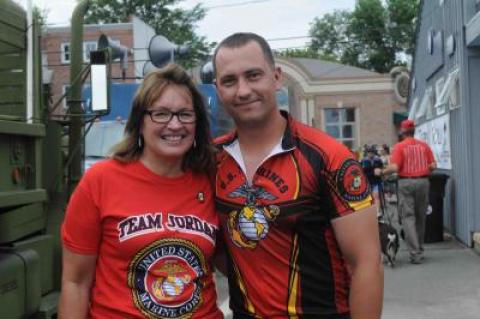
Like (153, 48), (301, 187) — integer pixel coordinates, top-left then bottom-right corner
(138, 136), (143, 149)
(193, 139), (197, 148)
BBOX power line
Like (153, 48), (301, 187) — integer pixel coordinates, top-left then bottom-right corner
(205, 0), (271, 10)
(267, 35), (312, 42)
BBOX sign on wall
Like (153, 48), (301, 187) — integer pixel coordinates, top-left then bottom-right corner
(415, 113), (452, 169)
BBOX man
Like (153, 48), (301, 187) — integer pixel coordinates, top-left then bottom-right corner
(213, 32), (383, 319)
(376, 119), (436, 264)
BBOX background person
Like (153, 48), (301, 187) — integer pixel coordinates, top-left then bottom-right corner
(376, 119), (436, 264)
(59, 64), (223, 319)
(379, 144), (391, 167)
(361, 145), (384, 215)
(213, 32), (383, 319)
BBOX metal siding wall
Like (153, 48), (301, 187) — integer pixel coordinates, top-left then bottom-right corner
(410, 0), (477, 244)
(448, 0), (475, 245)
(438, 0), (455, 230)
(468, 56), (480, 233)
(449, 110), (471, 244)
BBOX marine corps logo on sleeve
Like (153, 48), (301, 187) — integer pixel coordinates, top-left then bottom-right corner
(227, 184), (280, 249)
(336, 159), (370, 202)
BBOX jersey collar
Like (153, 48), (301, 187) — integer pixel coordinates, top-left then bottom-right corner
(222, 110), (296, 180)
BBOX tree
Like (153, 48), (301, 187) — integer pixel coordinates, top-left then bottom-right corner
(33, 5), (48, 30)
(310, 10), (351, 59)
(308, 0), (420, 73)
(81, 0), (213, 68)
(274, 47), (338, 61)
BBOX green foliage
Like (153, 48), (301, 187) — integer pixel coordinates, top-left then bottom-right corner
(33, 5), (48, 29)
(275, 47), (338, 62)
(310, 10), (351, 57)
(81, 0), (213, 68)
(308, 0), (419, 73)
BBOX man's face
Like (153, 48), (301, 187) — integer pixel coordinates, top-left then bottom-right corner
(214, 41), (282, 127)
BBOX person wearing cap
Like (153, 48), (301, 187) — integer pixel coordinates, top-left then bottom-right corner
(361, 146), (384, 214)
(375, 119), (436, 264)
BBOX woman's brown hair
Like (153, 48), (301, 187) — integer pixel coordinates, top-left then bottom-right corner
(111, 63), (215, 174)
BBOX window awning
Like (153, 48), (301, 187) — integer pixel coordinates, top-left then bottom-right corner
(466, 11), (480, 47)
(393, 111), (408, 124)
(435, 69), (459, 109)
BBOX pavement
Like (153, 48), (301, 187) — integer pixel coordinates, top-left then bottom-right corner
(215, 200), (480, 319)
(382, 236), (480, 319)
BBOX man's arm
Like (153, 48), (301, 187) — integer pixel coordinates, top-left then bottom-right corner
(332, 206), (384, 319)
(374, 163), (398, 177)
(59, 247), (97, 319)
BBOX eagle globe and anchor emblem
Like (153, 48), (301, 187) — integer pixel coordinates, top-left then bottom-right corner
(227, 184), (280, 249)
(151, 262), (192, 301)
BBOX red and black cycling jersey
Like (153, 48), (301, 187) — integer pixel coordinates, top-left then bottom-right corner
(215, 111), (373, 319)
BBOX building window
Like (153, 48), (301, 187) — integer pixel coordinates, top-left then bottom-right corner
(61, 42), (70, 64)
(62, 84), (71, 109)
(60, 41), (99, 64)
(324, 107), (356, 149)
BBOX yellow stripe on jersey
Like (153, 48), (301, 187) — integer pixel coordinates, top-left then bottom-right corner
(232, 261), (259, 316)
(349, 194), (374, 211)
(291, 154), (300, 200)
(287, 233), (300, 318)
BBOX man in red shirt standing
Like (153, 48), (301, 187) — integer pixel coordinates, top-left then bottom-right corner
(376, 120), (436, 264)
(214, 32), (383, 319)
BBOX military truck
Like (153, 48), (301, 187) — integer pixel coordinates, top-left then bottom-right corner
(0, 0), (110, 317)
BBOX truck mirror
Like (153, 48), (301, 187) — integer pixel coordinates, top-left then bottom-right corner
(90, 50), (110, 115)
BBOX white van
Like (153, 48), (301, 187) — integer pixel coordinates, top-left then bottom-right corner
(84, 120), (126, 171)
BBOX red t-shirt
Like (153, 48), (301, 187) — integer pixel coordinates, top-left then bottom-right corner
(390, 137), (435, 177)
(62, 159), (223, 319)
(215, 113), (373, 318)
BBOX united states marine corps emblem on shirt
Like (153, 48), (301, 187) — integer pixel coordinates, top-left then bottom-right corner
(227, 184), (280, 249)
(128, 239), (207, 319)
(336, 159), (370, 202)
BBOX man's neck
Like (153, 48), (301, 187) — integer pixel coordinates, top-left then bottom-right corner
(236, 111), (287, 154)
(235, 111), (287, 183)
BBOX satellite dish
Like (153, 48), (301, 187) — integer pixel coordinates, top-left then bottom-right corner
(148, 35), (190, 68)
(200, 61), (214, 84)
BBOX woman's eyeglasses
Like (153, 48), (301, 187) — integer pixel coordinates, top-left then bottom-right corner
(144, 109), (196, 124)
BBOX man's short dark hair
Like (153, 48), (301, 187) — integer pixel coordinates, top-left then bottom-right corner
(212, 32), (275, 75)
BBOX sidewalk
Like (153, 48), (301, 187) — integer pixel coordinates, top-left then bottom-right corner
(382, 236), (480, 319)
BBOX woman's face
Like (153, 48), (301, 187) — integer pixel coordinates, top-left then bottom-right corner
(140, 84), (196, 166)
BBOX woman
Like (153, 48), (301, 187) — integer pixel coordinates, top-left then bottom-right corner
(379, 144), (390, 167)
(59, 64), (223, 319)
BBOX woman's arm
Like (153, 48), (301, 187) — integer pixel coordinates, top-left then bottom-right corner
(58, 247), (97, 319)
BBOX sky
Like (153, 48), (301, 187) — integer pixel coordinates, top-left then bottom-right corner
(13, 0), (355, 50)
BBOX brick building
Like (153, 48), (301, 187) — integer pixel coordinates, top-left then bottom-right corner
(42, 16), (155, 115)
(275, 57), (407, 151)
